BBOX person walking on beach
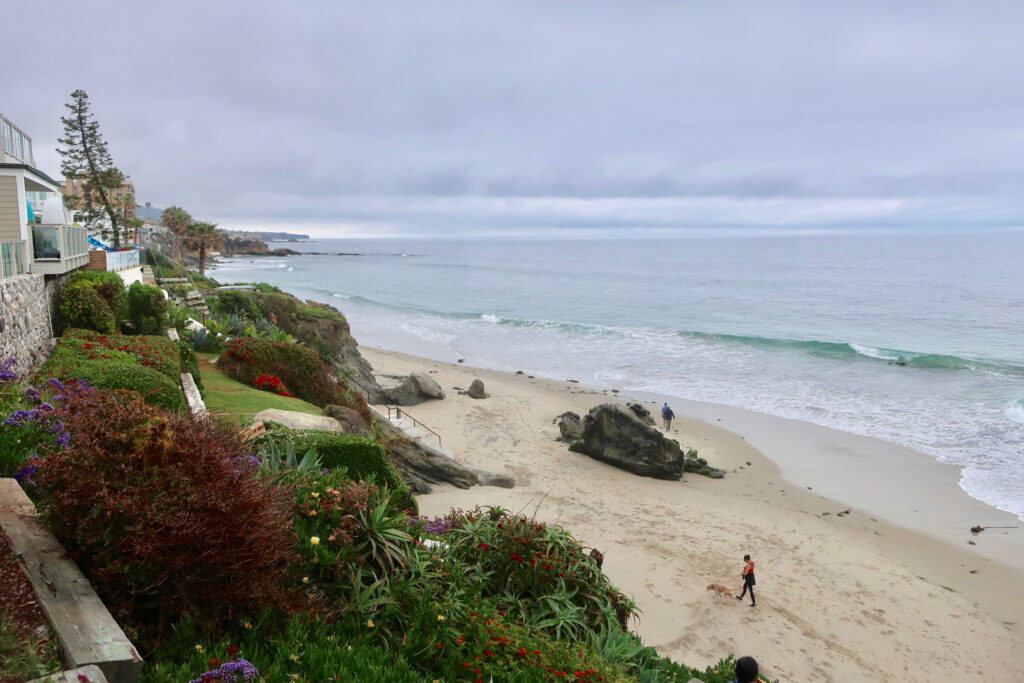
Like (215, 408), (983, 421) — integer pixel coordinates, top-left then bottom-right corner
(736, 554), (757, 607)
(661, 403), (675, 430)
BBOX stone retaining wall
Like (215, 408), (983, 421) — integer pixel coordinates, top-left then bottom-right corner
(0, 274), (53, 375)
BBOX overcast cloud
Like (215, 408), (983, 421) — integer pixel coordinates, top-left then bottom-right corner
(3, 0), (1024, 236)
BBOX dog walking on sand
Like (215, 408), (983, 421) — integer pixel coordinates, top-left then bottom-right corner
(706, 583), (733, 599)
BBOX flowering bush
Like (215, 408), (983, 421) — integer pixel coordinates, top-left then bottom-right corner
(217, 338), (370, 422)
(292, 470), (415, 595)
(30, 387), (297, 641)
(0, 372), (74, 478)
(441, 511), (637, 639)
(253, 374), (294, 397)
(427, 603), (621, 682)
(38, 330), (185, 411)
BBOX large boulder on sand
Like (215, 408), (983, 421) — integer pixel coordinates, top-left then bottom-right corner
(383, 372), (446, 406)
(568, 403), (685, 480)
(556, 411), (583, 442)
(466, 378), (488, 399)
(627, 402), (657, 427)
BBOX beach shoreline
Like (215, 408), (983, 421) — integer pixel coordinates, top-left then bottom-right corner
(359, 344), (1024, 682)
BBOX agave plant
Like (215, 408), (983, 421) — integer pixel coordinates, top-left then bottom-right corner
(223, 313), (247, 335)
(257, 436), (321, 480)
(253, 318), (274, 335)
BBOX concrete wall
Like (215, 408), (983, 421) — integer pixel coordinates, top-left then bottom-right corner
(117, 266), (144, 287)
(0, 274), (52, 375)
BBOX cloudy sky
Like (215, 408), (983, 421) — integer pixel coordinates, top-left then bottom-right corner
(4, 1), (1024, 237)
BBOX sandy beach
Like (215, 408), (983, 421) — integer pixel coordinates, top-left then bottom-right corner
(361, 345), (1024, 683)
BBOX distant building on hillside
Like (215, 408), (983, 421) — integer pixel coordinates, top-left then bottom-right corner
(61, 174), (137, 221)
(1, 113), (88, 277)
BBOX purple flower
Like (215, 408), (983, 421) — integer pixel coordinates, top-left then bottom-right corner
(23, 386), (41, 404)
(54, 431), (71, 447)
(46, 378), (65, 389)
(0, 357), (17, 381)
(188, 658), (259, 683)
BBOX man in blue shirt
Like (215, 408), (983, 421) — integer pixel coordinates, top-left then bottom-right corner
(661, 403), (675, 430)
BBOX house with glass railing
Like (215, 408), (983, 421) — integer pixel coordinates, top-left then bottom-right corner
(1, 113), (88, 278)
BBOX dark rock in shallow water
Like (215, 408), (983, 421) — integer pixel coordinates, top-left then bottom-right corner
(568, 403), (685, 480)
(556, 411), (583, 442)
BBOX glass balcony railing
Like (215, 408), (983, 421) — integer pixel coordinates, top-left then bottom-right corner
(0, 240), (28, 278)
(104, 249), (140, 271)
(30, 225), (89, 274)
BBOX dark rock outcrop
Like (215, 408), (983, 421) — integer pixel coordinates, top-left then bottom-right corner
(465, 379), (488, 399)
(383, 371), (446, 406)
(556, 411), (583, 442)
(684, 450), (726, 478)
(627, 402), (657, 427)
(324, 405), (371, 436)
(472, 469), (515, 488)
(375, 415), (478, 489)
(568, 403), (685, 479)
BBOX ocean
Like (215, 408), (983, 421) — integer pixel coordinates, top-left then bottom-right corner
(209, 230), (1024, 519)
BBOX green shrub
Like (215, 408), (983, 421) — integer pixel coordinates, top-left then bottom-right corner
(123, 282), (169, 335)
(74, 270), (126, 316)
(57, 329), (181, 380)
(217, 337), (345, 406)
(57, 278), (116, 334)
(141, 613), (424, 683)
(42, 358), (184, 411)
(258, 424), (408, 498)
(208, 290), (260, 320)
(188, 270), (220, 289)
(174, 339), (204, 395)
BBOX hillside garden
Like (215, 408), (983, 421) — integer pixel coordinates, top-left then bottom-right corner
(0, 266), (772, 682)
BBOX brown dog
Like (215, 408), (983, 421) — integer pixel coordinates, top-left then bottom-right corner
(706, 583), (733, 599)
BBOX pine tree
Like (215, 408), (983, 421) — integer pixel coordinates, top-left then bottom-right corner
(57, 90), (126, 248)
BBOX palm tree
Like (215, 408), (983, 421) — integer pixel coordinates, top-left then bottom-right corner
(184, 221), (223, 276)
(160, 205), (192, 263)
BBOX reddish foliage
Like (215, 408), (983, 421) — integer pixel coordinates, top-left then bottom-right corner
(31, 388), (298, 640)
(253, 374), (294, 397)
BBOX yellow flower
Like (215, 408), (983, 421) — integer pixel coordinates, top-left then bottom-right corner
(302, 576), (309, 583)
(311, 492), (319, 498)
(437, 615), (445, 622)
(347, 645), (353, 651)
(290, 654), (299, 662)
(310, 536), (320, 545)
(194, 644), (204, 653)
(367, 619), (375, 628)
(243, 622), (252, 629)
(326, 635), (335, 642)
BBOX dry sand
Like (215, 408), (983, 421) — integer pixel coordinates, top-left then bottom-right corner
(362, 346), (1024, 682)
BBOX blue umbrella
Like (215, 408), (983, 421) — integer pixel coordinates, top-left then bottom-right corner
(26, 199), (34, 222)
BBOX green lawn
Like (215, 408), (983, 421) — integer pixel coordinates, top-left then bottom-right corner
(197, 353), (323, 419)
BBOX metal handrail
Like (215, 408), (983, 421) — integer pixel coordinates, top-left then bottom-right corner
(386, 405), (442, 447)
(345, 374), (443, 447)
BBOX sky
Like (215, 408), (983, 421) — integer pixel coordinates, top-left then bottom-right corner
(4, 0), (1024, 237)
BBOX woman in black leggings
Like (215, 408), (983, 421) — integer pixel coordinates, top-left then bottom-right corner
(736, 553), (757, 607)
